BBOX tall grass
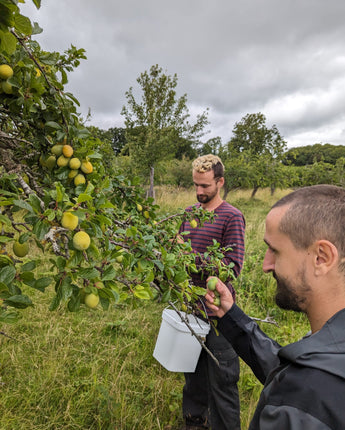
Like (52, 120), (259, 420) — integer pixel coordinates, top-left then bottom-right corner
(0, 187), (309, 429)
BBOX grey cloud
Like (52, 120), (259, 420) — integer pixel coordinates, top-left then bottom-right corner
(20, 0), (345, 147)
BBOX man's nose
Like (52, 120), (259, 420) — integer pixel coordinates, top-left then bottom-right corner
(262, 249), (275, 273)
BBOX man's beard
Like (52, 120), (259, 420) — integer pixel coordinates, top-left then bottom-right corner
(196, 190), (217, 204)
(274, 271), (310, 313)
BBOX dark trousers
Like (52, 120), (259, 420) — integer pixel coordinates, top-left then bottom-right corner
(183, 324), (241, 429)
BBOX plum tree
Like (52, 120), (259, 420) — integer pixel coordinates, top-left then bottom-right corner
(0, 0), (234, 324)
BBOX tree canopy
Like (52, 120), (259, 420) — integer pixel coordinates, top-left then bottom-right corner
(227, 112), (287, 158)
(121, 64), (209, 196)
(282, 143), (345, 166)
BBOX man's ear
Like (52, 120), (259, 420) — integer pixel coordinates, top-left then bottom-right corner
(217, 177), (225, 188)
(314, 240), (338, 275)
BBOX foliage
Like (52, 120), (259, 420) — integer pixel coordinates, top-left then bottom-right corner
(158, 157), (194, 188)
(227, 112), (287, 158)
(283, 143), (345, 166)
(198, 136), (223, 156)
(223, 113), (287, 197)
(121, 64), (209, 193)
(0, 2), (233, 324)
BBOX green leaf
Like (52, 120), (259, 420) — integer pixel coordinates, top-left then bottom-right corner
(0, 30), (17, 54)
(191, 286), (206, 296)
(32, 220), (50, 240)
(133, 288), (151, 300)
(13, 199), (33, 212)
(0, 236), (12, 243)
(20, 271), (35, 285)
(55, 182), (65, 203)
(61, 277), (73, 301)
(144, 270), (155, 283)
(153, 259), (164, 272)
(0, 265), (16, 285)
(54, 257), (66, 271)
(28, 193), (42, 213)
(161, 290), (171, 303)
(4, 294), (33, 309)
(77, 267), (100, 280)
(102, 265), (116, 281)
(0, 254), (14, 268)
(76, 193), (93, 203)
(14, 13), (32, 35)
(173, 270), (188, 285)
(45, 121), (62, 130)
(34, 276), (53, 291)
(31, 21), (43, 35)
(67, 294), (80, 312)
(49, 290), (61, 311)
(21, 261), (36, 272)
(0, 214), (11, 225)
(32, 0), (42, 9)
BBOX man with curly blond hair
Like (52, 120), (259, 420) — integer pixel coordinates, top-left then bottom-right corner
(179, 154), (245, 430)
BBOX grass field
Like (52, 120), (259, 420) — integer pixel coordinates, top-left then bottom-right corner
(0, 187), (309, 429)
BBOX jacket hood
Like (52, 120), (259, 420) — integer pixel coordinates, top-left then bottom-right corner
(279, 307), (345, 380)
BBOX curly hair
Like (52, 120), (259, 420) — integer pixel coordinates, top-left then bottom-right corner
(192, 154), (224, 179)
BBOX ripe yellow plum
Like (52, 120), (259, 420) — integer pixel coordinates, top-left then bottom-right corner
(69, 158), (81, 170)
(72, 231), (91, 251)
(84, 293), (99, 309)
(81, 160), (93, 174)
(51, 144), (63, 156)
(74, 173), (86, 186)
(62, 144), (73, 158)
(61, 211), (79, 231)
(190, 219), (198, 228)
(0, 64), (13, 79)
(57, 155), (70, 167)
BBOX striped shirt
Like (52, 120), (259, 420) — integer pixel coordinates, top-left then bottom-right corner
(179, 201), (245, 298)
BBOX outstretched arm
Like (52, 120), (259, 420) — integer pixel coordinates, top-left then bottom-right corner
(205, 277), (281, 384)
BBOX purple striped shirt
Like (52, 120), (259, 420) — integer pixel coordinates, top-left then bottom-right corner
(179, 201), (245, 298)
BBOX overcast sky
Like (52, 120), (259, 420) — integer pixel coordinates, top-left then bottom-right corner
(20, 0), (345, 148)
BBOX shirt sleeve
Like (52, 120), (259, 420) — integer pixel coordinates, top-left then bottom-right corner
(221, 212), (245, 278)
(218, 304), (281, 384)
(258, 405), (333, 430)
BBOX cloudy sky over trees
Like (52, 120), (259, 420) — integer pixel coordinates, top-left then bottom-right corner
(21, 0), (345, 148)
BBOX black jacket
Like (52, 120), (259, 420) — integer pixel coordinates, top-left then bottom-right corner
(218, 305), (345, 429)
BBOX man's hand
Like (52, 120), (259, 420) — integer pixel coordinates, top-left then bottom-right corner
(205, 277), (234, 318)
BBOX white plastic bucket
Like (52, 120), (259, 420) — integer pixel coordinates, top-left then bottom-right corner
(153, 309), (210, 372)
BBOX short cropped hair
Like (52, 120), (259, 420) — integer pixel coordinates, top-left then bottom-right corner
(273, 185), (345, 262)
(192, 154), (224, 179)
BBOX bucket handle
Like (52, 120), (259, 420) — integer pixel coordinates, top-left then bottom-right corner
(165, 301), (219, 368)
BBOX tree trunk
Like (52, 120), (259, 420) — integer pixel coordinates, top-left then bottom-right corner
(147, 166), (155, 200)
(251, 185), (259, 198)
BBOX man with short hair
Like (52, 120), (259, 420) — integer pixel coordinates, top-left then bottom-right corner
(179, 154), (245, 430)
(206, 184), (345, 429)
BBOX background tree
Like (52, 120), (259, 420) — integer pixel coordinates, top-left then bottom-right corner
(88, 126), (127, 157)
(227, 112), (286, 157)
(121, 64), (209, 198)
(225, 112), (287, 197)
(199, 136), (223, 156)
(282, 143), (345, 166)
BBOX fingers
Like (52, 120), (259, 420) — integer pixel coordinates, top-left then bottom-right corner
(205, 277), (234, 317)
